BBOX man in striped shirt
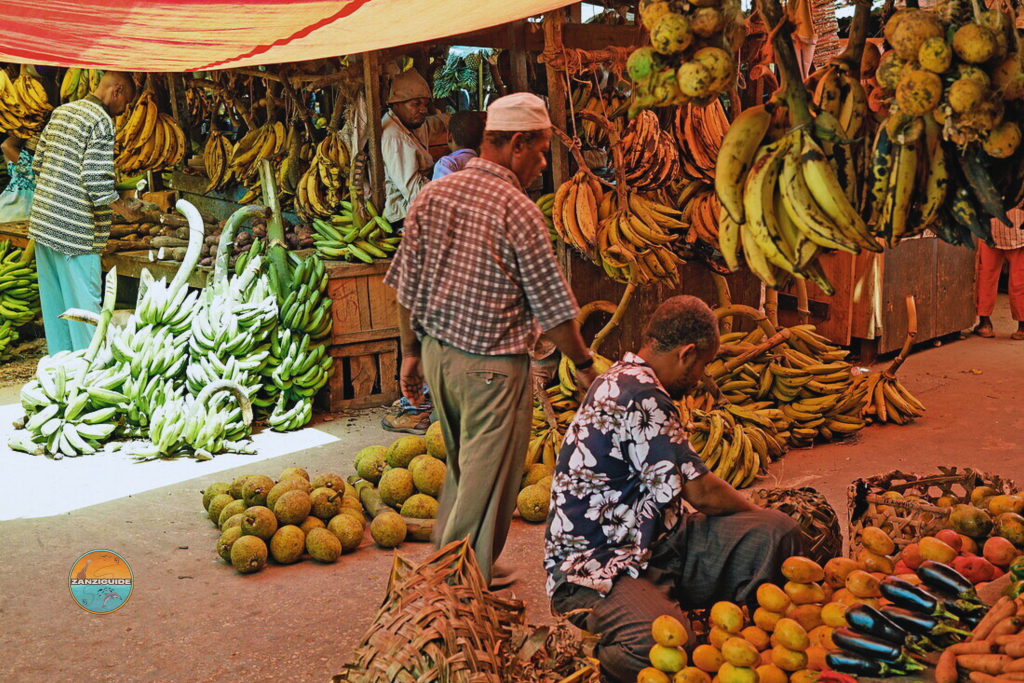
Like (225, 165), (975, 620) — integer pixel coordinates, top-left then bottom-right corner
(29, 71), (136, 353)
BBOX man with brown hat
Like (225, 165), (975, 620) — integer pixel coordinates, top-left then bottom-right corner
(381, 69), (448, 230)
(384, 92), (597, 585)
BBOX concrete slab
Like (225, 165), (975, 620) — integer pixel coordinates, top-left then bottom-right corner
(0, 297), (1020, 682)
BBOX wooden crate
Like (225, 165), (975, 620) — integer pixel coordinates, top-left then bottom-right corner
(317, 259), (401, 411)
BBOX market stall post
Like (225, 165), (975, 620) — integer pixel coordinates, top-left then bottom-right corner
(506, 19), (529, 93)
(362, 50), (386, 213)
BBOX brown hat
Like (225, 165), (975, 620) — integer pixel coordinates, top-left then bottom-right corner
(387, 69), (431, 104)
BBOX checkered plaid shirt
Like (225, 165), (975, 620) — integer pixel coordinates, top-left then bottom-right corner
(993, 206), (1024, 250)
(384, 158), (578, 356)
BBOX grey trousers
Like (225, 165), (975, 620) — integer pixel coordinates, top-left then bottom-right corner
(552, 509), (803, 683)
(422, 336), (532, 582)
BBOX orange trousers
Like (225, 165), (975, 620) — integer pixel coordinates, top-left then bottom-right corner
(977, 241), (1024, 321)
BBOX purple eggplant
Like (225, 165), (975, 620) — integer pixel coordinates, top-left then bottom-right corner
(825, 651), (921, 678)
(879, 576), (961, 621)
(917, 561), (982, 604)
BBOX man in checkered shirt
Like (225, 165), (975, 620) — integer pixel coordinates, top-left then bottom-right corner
(384, 93), (597, 585)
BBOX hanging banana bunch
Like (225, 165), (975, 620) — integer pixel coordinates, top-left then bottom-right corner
(295, 132), (350, 219)
(60, 68), (103, 103)
(229, 120), (287, 202)
(809, 61), (870, 211)
(621, 110), (680, 192)
(0, 69), (53, 138)
(275, 123), (305, 199)
(202, 129), (235, 194)
(115, 91), (187, 174)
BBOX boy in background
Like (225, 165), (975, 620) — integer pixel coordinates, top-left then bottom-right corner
(432, 111), (485, 180)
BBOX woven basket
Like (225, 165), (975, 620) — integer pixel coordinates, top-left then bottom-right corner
(846, 467), (1020, 558)
(749, 487), (843, 566)
(333, 539), (526, 683)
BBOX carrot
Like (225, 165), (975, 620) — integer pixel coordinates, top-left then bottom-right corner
(969, 673), (1021, 683)
(995, 674), (1024, 682)
(990, 618), (1024, 640)
(954, 642), (1003, 655)
(942, 644), (1004, 683)
(1004, 661), (1024, 673)
(996, 635), (1024, 647)
(1007, 642), (1024, 658)
(976, 600), (1019, 641)
(959, 655), (1014, 675)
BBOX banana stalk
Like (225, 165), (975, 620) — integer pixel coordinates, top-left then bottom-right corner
(168, 201), (206, 296)
(65, 267), (118, 404)
(214, 205), (269, 289)
(190, 380), (253, 432)
(259, 158), (292, 301)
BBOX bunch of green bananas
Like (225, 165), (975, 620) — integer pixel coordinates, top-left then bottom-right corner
(0, 70), (52, 138)
(295, 132), (350, 219)
(143, 381), (254, 461)
(0, 320), (17, 361)
(115, 91), (187, 175)
(716, 105), (882, 293)
(856, 372), (926, 425)
(311, 199), (399, 263)
(60, 68), (103, 103)
(0, 240), (41, 329)
(535, 192), (558, 247)
(266, 393), (314, 432)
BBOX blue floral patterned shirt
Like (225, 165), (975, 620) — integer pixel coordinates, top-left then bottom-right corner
(544, 353), (709, 597)
(7, 149), (36, 191)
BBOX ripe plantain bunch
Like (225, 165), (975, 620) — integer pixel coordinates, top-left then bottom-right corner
(527, 386), (579, 471)
(570, 85), (626, 148)
(626, 0), (744, 115)
(229, 121), (287, 196)
(552, 171), (686, 287)
(0, 70), (53, 138)
(621, 110), (680, 192)
(676, 177), (723, 252)
(856, 371), (926, 425)
(274, 124), (307, 200)
(60, 68), (103, 103)
(202, 131), (235, 194)
(295, 132), (350, 219)
(864, 6), (1024, 249)
(115, 91), (187, 175)
(686, 404), (784, 489)
(715, 103), (882, 294)
(674, 99), (727, 184)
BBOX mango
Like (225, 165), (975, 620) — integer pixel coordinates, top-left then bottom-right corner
(782, 557), (825, 583)
(651, 644), (688, 673)
(756, 664), (788, 683)
(861, 526), (896, 556)
(784, 581), (825, 605)
(824, 558), (863, 588)
(805, 646), (828, 672)
(901, 542), (923, 569)
(710, 626), (732, 649)
(711, 601), (745, 634)
(756, 583), (791, 613)
(753, 607), (782, 632)
(994, 512), (1024, 547)
(989, 494), (1024, 517)
(831, 588), (856, 605)
(722, 638), (761, 668)
(876, 491), (903, 515)
(771, 645), (808, 672)
(935, 529), (963, 551)
(773, 618), (810, 651)
(760, 650), (773, 667)
(790, 669), (821, 683)
(820, 602), (848, 628)
(653, 614), (689, 647)
(846, 570), (881, 598)
(786, 604), (824, 632)
(950, 504), (994, 539)
(951, 555), (997, 584)
(936, 495), (959, 508)
(984, 536), (1020, 567)
(971, 486), (1000, 506)
(718, 663), (758, 683)
(959, 535), (980, 554)
(639, 668), (671, 683)
(808, 625), (835, 649)
(674, 668), (712, 683)
(693, 645), (726, 673)
(741, 626), (771, 652)
(896, 573), (923, 585)
(858, 549), (896, 574)
(919, 536), (958, 564)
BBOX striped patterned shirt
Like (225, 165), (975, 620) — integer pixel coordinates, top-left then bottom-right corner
(28, 96), (118, 255)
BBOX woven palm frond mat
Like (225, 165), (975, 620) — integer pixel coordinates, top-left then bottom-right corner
(332, 539), (600, 683)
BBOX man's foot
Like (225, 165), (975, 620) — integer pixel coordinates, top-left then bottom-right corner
(1012, 327), (1024, 341)
(381, 411), (431, 435)
(974, 322), (995, 338)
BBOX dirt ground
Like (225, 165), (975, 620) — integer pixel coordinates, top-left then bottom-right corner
(0, 297), (1021, 682)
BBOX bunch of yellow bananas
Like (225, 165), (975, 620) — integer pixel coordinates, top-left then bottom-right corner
(527, 386), (579, 470)
(115, 91), (187, 175)
(809, 61), (870, 215)
(59, 68), (102, 103)
(229, 121), (287, 191)
(202, 131), (235, 194)
(675, 100), (728, 185)
(715, 105), (882, 293)
(856, 372), (926, 425)
(552, 170), (603, 256)
(557, 352), (613, 399)
(688, 405), (785, 489)
(0, 70), (52, 138)
(569, 86), (626, 148)
(595, 189), (686, 287)
(295, 132), (350, 219)
(622, 110), (680, 193)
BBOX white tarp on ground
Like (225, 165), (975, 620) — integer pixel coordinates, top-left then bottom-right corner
(0, 403), (339, 520)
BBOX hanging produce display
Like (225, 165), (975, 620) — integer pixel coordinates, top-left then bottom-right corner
(0, 68), (52, 138)
(59, 68), (103, 103)
(627, 0), (745, 113)
(115, 90), (187, 175)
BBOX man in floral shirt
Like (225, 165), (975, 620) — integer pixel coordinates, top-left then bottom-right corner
(545, 296), (802, 683)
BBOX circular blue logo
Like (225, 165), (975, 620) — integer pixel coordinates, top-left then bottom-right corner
(69, 550), (133, 614)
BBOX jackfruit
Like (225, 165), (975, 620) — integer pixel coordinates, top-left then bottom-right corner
(311, 472), (345, 491)
(521, 463), (554, 489)
(517, 485), (550, 523)
(218, 527), (243, 563)
(221, 513), (245, 531)
(299, 516), (326, 534)
(279, 467), (310, 482)
(202, 482), (231, 511)
(218, 499), (248, 529)
(355, 449), (388, 484)
(425, 421), (447, 460)
(328, 514), (364, 552)
(310, 487), (343, 520)
(370, 511), (407, 548)
(266, 478), (312, 510)
(208, 493), (235, 525)
(386, 435), (427, 468)
(242, 475), (275, 507)
(340, 508), (367, 527)
(241, 506), (278, 540)
(269, 525), (306, 564)
(231, 535), (267, 573)
(401, 493), (439, 519)
(229, 475), (256, 500)
(354, 445), (387, 472)
(412, 457), (446, 497)
(306, 527), (342, 563)
(379, 468), (415, 507)
(274, 490), (312, 526)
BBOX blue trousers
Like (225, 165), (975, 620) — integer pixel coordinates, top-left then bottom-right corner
(35, 243), (101, 354)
